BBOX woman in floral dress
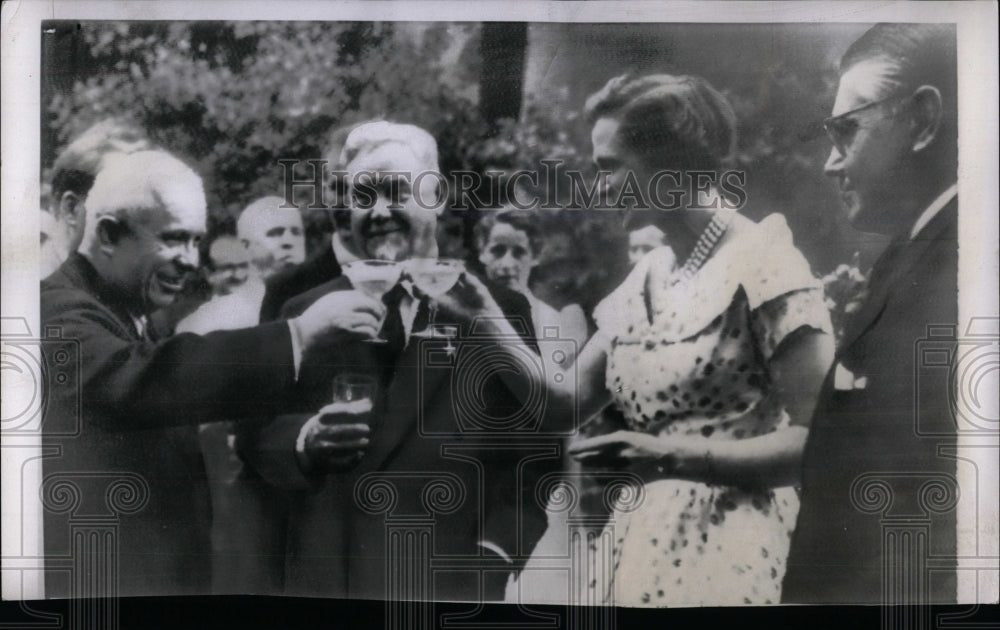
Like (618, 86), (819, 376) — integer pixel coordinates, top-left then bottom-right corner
(574, 73), (835, 606)
(454, 74), (835, 607)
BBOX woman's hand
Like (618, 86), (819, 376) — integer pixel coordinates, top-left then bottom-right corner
(568, 430), (682, 480)
(568, 430), (668, 464)
(568, 430), (714, 484)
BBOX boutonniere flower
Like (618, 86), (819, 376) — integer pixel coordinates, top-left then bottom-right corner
(821, 253), (869, 344)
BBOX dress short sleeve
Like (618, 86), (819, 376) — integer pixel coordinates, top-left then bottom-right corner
(737, 214), (822, 310)
(751, 288), (833, 362)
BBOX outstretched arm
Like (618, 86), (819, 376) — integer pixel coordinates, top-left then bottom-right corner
(570, 329), (834, 488)
(435, 273), (612, 431)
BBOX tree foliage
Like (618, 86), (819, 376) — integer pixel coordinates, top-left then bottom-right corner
(46, 21), (862, 313)
(49, 22), (483, 224)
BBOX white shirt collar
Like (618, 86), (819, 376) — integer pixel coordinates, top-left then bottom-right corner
(131, 314), (148, 339)
(910, 183), (957, 240)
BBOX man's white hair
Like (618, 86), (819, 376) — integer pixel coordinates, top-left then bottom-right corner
(80, 150), (205, 248)
(338, 121), (440, 173)
(237, 195), (302, 241)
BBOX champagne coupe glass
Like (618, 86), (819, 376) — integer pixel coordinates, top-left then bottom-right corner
(340, 259), (402, 344)
(404, 258), (464, 338)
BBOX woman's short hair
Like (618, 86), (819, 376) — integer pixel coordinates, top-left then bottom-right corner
(473, 207), (541, 257)
(583, 73), (737, 172)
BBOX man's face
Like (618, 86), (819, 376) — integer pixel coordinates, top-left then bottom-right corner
(207, 237), (250, 296)
(627, 224), (667, 266)
(106, 183), (206, 314)
(824, 61), (914, 233)
(344, 142), (438, 262)
(479, 222), (536, 293)
(245, 208), (305, 278)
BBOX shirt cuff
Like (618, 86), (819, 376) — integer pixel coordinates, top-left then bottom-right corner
(287, 319), (304, 381)
(477, 540), (513, 565)
(294, 419), (310, 468)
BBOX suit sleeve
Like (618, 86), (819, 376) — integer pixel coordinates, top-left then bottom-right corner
(238, 412), (320, 490)
(42, 289), (296, 432)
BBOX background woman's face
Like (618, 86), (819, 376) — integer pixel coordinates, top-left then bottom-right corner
(628, 224), (668, 265)
(479, 222), (536, 293)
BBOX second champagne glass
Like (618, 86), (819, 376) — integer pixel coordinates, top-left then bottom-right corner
(404, 258), (464, 338)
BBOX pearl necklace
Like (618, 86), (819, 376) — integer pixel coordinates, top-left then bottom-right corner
(676, 211), (735, 282)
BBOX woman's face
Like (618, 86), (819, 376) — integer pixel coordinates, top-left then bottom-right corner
(479, 222), (536, 293)
(591, 116), (682, 230)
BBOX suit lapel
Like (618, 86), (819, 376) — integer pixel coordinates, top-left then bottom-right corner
(354, 328), (451, 475)
(60, 253), (143, 342)
(355, 295), (465, 474)
(352, 274), (537, 474)
(838, 200), (957, 362)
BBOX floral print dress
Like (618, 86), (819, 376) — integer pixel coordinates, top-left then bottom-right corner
(587, 214), (832, 607)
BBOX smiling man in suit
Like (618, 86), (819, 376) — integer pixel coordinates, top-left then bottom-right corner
(242, 121), (558, 602)
(783, 24), (959, 604)
(40, 149), (388, 597)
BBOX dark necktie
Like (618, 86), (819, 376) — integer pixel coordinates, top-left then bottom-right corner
(411, 297), (431, 336)
(380, 284), (409, 359)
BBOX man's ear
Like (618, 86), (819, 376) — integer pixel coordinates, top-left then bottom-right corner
(57, 191), (83, 229)
(909, 85), (943, 153)
(95, 216), (125, 255)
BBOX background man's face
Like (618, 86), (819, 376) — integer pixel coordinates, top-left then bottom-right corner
(208, 237), (250, 295)
(824, 61), (914, 233)
(245, 208), (305, 278)
(344, 142), (438, 261)
(107, 181), (206, 313)
(479, 222), (536, 293)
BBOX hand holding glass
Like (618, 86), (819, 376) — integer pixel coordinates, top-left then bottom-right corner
(405, 258), (464, 337)
(340, 260), (402, 343)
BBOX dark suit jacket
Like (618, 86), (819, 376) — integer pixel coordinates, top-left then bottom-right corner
(242, 272), (559, 601)
(41, 253), (296, 597)
(783, 198), (959, 604)
(260, 241), (340, 323)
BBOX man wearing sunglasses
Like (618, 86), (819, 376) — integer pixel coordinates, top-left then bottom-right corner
(784, 24), (959, 604)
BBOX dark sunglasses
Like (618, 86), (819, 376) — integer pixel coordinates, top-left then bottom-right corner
(821, 95), (911, 154)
